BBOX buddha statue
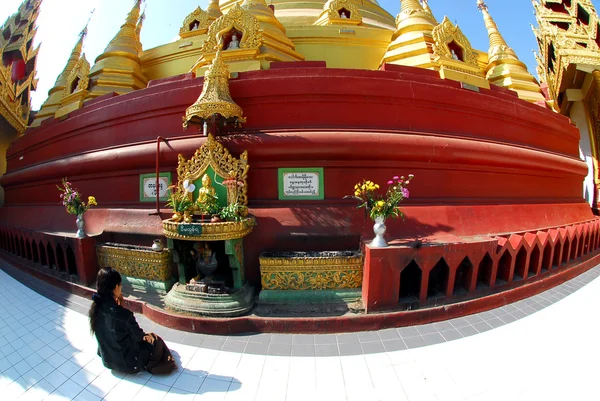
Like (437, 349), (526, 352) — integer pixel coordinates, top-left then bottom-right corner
(340, 10), (349, 19)
(191, 21), (199, 31)
(451, 49), (460, 61)
(190, 242), (218, 281)
(227, 34), (240, 50)
(197, 174), (217, 205)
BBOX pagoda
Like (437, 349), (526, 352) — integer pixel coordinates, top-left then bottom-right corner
(0, 0), (598, 331)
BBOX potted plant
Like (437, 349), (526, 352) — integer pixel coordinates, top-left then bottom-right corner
(57, 178), (98, 238)
(166, 181), (193, 222)
(219, 203), (243, 222)
(345, 174), (414, 247)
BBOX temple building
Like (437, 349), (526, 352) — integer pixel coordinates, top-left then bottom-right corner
(533, 0), (600, 210)
(0, 0), (40, 205)
(2, 0), (600, 330)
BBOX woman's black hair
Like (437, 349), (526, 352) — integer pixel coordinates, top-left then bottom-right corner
(88, 267), (122, 334)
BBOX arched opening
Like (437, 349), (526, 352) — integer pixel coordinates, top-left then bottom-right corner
(477, 253), (493, 288)
(448, 41), (464, 61)
(399, 260), (422, 302)
(553, 242), (563, 268)
(496, 250), (512, 284)
(569, 237), (578, 262)
(513, 247), (528, 281)
(427, 258), (449, 300)
(32, 240), (39, 263)
(222, 28), (242, 51)
(189, 19), (200, 31)
(46, 243), (56, 270)
(26, 239), (32, 260)
(338, 7), (350, 19)
(70, 77), (80, 94)
(39, 242), (47, 267)
(561, 241), (569, 266)
(66, 246), (77, 276)
(541, 243), (552, 272)
(453, 257), (473, 295)
(577, 4), (590, 26)
(529, 246), (541, 277)
(56, 244), (66, 272)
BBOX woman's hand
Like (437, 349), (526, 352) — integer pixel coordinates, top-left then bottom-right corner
(143, 333), (155, 345)
(116, 294), (124, 306)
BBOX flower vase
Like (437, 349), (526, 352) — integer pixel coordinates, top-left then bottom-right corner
(76, 213), (86, 239)
(371, 216), (388, 248)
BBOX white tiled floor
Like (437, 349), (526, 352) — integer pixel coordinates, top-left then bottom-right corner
(0, 267), (598, 401)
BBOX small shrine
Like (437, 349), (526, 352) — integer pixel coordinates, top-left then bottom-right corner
(163, 134), (255, 316)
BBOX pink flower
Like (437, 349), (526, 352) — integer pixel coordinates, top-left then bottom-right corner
(401, 187), (410, 198)
(392, 176), (399, 180)
(387, 180), (393, 185)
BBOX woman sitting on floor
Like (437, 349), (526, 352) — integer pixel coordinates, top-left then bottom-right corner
(88, 267), (177, 375)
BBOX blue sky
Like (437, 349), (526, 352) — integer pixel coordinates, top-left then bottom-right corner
(0, 0), (569, 110)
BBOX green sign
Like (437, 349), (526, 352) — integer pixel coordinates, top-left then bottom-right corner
(140, 173), (172, 202)
(278, 168), (325, 200)
(177, 224), (202, 236)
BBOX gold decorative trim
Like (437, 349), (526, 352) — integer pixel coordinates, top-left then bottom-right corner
(259, 252), (364, 290)
(183, 50), (246, 129)
(200, 4), (261, 54)
(179, 7), (210, 37)
(432, 16), (478, 67)
(314, 0), (362, 26)
(96, 244), (172, 282)
(176, 133), (249, 208)
(62, 55), (90, 100)
(162, 216), (255, 241)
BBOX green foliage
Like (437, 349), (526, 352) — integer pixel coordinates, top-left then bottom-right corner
(219, 203), (243, 222)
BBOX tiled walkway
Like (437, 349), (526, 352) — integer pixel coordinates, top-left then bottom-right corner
(1, 262), (599, 401)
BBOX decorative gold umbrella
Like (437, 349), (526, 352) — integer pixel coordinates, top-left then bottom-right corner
(182, 49), (246, 136)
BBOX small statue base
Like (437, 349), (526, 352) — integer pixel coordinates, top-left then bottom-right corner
(186, 277), (230, 294)
(165, 282), (254, 317)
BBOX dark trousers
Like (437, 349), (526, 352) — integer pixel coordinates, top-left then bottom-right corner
(140, 335), (177, 375)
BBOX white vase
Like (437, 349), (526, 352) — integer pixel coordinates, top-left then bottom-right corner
(76, 213), (86, 239)
(152, 239), (164, 252)
(371, 216), (389, 248)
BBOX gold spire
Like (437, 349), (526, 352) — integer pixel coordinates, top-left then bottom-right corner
(477, 0), (545, 104)
(0, 0), (42, 134)
(87, 0), (147, 99)
(135, 8), (145, 54)
(379, 0), (437, 68)
(183, 49), (246, 131)
(31, 30), (85, 126)
(191, 0), (303, 73)
(207, 0), (223, 21)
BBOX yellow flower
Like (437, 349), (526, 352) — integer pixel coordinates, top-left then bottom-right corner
(88, 196), (97, 206)
(375, 184), (380, 189)
(376, 200), (385, 208)
(354, 184), (359, 190)
(354, 190), (360, 196)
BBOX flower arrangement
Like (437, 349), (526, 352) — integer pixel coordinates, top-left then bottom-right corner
(346, 174), (414, 221)
(57, 178), (97, 215)
(219, 202), (244, 222)
(166, 181), (194, 214)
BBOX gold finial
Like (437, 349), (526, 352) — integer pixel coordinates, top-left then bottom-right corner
(478, 0), (545, 104)
(401, 0), (425, 12)
(207, 0), (223, 20)
(182, 49), (246, 132)
(477, 0), (510, 51)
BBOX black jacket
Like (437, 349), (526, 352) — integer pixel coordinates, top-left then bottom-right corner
(94, 298), (151, 373)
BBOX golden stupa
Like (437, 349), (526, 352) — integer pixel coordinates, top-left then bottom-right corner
(28, 0), (552, 127)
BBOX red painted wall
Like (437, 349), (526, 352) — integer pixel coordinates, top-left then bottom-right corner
(0, 64), (592, 286)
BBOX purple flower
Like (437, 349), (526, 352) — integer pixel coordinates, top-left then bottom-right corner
(387, 180), (393, 185)
(401, 187), (410, 199)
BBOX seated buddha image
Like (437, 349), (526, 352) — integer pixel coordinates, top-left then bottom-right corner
(226, 33), (240, 50)
(197, 174), (217, 205)
(190, 242), (218, 281)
